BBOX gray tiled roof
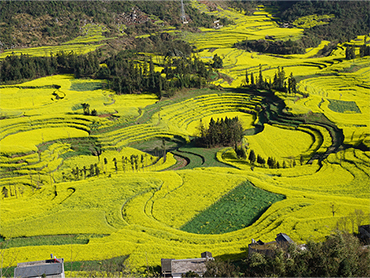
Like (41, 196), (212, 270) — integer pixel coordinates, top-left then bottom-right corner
(14, 259), (64, 278)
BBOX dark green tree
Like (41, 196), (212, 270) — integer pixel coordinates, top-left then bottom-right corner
(81, 103), (90, 115)
(248, 149), (256, 164)
(2, 186), (9, 198)
(345, 46), (356, 59)
(212, 54), (223, 68)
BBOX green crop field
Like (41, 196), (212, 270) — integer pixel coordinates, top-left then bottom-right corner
(0, 1), (369, 276)
(180, 181), (285, 234)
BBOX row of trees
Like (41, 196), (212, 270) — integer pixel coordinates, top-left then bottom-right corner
(197, 117), (244, 148)
(243, 65), (298, 95)
(234, 38), (306, 55)
(62, 154), (162, 181)
(0, 50), (101, 82)
(234, 147), (305, 169)
(0, 47), (220, 98)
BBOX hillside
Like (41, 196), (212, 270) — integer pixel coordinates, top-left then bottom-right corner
(0, 1), (369, 277)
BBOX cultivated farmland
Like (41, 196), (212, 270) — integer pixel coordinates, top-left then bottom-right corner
(0, 1), (369, 276)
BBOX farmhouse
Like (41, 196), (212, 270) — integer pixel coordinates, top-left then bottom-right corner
(14, 256), (65, 278)
(248, 233), (294, 258)
(161, 252), (213, 278)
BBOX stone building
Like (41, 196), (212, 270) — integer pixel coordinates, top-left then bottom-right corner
(14, 256), (65, 278)
(161, 252), (213, 278)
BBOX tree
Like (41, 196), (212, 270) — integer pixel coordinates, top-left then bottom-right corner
(204, 259), (239, 277)
(94, 163), (100, 176)
(258, 64), (263, 88)
(277, 66), (286, 90)
(235, 145), (247, 159)
(81, 103), (90, 115)
(82, 166), (87, 179)
(245, 69), (249, 85)
(248, 149), (256, 164)
(2, 187), (8, 198)
(288, 72), (297, 94)
(267, 157), (276, 168)
(345, 46), (355, 59)
(91, 109), (97, 116)
(212, 54), (223, 68)
(257, 154), (265, 166)
(113, 157), (118, 173)
(89, 164), (95, 177)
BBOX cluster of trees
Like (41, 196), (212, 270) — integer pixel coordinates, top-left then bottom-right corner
(346, 41), (370, 60)
(227, 0), (257, 15)
(201, 231), (370, 277)
(197, 117), (244, 148)
(1, 45), (221, 97)
(81, 103), (97, 116)
(360, 42), (370, 58)
(67, 164), (101, 181)
(234, 38), (306, 55)
(0, 50), (100, 83)
(106, 51), (216, 97)
(133, 34), (193, 57)
(244, 65), (298, 95)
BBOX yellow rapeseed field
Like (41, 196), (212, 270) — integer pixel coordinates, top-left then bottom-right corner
(0, 2), (369, 273)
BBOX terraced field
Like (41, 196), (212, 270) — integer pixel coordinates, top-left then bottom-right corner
(0, 1), (369, 275)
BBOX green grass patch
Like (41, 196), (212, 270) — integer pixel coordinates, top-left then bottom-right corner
(328, 99), (361, 113)
(0, 234), (107, 249)
(178, 145), (231, 168)
(180, 181), (285, 234)
(65, 255), (130, 273)
(70, 81), (103, 91)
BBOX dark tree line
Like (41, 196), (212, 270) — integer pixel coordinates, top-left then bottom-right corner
(62, 153), (158, 182)
(0, 46), (220, 98)
(197, 117), (244, 148)
(234, 38), (306, 55)
(0, 50), (100, 83)
(243, 65), (298, 95)
(106, 51), (215, 97)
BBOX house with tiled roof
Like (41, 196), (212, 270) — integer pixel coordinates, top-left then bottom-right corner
(14, 256), (65, 278)
(161, 252), (213, 278)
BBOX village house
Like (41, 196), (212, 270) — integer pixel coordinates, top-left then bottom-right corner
(14, 255), (65, 278)
(248, 233), (294, 258)
(161, 252), (213, 278)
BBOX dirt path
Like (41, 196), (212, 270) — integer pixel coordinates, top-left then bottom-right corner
(167, 155), (188, 171)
